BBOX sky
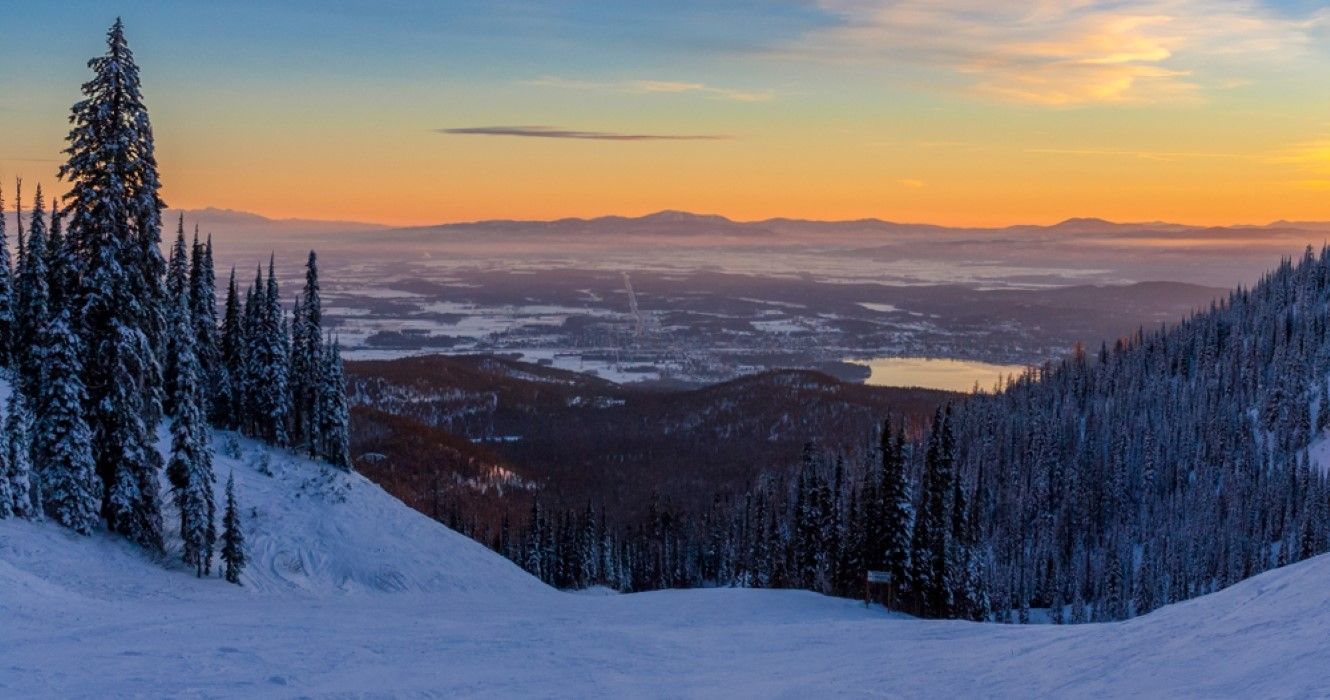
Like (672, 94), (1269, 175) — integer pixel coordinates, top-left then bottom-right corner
(3, 0), (1330, 227)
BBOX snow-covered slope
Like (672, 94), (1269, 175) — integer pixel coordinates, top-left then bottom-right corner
(1, 429), (547, 606)
(4, 432), (1329, 698)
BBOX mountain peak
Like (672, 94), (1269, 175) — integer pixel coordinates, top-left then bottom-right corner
(1049, 217), (1116, 230)
(635, 210), (733, 225)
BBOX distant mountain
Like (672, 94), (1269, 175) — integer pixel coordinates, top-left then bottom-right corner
(10, 207), (1330, 244)
(383, 209), (770, 240)
(1026, 217), (1196, 235)
(359, 210), (1330, 246)
(1264, 220), (1330, 232)
(165, 207), (389, 236)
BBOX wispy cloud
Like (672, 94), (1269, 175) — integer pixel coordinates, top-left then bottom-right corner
(779, 1), (1327, 105)
(524, 76), (775, 102)
(438, 126), (731, 141)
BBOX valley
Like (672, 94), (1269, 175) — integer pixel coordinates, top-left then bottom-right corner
(187, 210), (1258, 389)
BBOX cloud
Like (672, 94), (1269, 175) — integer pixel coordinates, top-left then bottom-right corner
(898, 178), (925, 188)
(778, 1), (1327, 105)
(437, 126), (730, 141)
(524, 76), (775, 102)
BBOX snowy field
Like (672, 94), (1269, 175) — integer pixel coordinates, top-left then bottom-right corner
(3, 433), (1329, 698)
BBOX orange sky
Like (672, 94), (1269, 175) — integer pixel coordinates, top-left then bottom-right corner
(5, 2), (1330, 228)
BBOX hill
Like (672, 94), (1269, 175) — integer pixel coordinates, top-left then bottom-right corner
(0, 427), (544, 605)
(345, 355), (956, 522)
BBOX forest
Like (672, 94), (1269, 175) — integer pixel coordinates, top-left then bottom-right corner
(440, 249), (1330, 622)
(0, 20), (353, 583)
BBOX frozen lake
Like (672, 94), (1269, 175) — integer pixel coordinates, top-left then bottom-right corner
(849, 356), (1029, 393)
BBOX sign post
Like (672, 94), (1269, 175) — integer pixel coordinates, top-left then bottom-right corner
(865, 570), (892, 609)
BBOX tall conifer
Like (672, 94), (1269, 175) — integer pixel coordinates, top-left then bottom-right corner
(59, 19), (165, 549)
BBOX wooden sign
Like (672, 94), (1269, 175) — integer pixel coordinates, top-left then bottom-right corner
(866, 570), (891, 584)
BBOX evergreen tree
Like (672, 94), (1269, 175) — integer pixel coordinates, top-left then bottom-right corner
(221, 471), (246, 584)
(241, 266), (263, 436)
(0, 411), (11, 519)
(880, 422), (914, 604)
(290, 251), (323, 452)
(166, 284), (216, 576)
(15, 185), (51, 402)
(5, 391), (34, 519)
(245, 257), (290, 445)
(46, 200), (68, 314)
(317, 336), (352, 469)
(32, 309), (99, 534)
(0, 181), (13, 366)
(59, 18), (165, 549)
(216, 268), (243, 428)
(912, 406), (956, 617)
(162, 216), (189, 416)
(190, 231), (219, 418)
(13, 178), (23, 283)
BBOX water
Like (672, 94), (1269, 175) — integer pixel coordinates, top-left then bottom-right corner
(847, 356), (1029, 393)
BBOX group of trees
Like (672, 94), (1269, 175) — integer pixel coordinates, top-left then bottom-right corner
(472, 247), (1330, 623)
(213, 248), (351, 469)
(0, 20), (349, 586)
(487, 421), (981, 619)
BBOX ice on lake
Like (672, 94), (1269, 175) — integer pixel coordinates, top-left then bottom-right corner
(848, 356), (1028, 392)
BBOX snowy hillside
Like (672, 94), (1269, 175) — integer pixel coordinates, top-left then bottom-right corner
(4, 429), (1330, 697)
(1, 428), (547, 606)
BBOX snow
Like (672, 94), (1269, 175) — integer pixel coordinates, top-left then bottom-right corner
(1306, 430), (1330, 476)
(4, 431), (1330, 697)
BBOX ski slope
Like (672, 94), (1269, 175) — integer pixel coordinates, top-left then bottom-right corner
(3, 432), (1328, 698)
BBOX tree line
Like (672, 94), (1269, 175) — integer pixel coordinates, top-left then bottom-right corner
(0, 20), (350, 585)
(454, 247), (1330, 623)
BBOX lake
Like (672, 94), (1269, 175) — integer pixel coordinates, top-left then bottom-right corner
(847, 356), (1029, 393)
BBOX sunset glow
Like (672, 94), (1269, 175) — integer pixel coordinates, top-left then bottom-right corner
(4, 0), (1330, 227)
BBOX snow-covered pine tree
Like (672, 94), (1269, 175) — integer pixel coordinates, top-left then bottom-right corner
(13, 178), (24, 274)
(246, 260), (295, 447)
(216, 268), (243, 429)
(0, 411), (11, 519)
(5, 390), (35, 519)
(240, 266), (263, 436)
(290, 251), (323, 453)
(255, 257), (290, 445)
(189, 231), (219, 418)
(45, 201), (68, 314)
(59, 18), (166, 549)
(14, 184), (51, 402)
(912, 406), (956, 617)
(32, 308), (99, 534)
(166, 283), (216, 576)
(221, 471), (245, 584)
(0, 182), (14, 367)
(162, 217), (189, 417)
(317, 335), (351, 469)
(881, 422), (914, 604)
